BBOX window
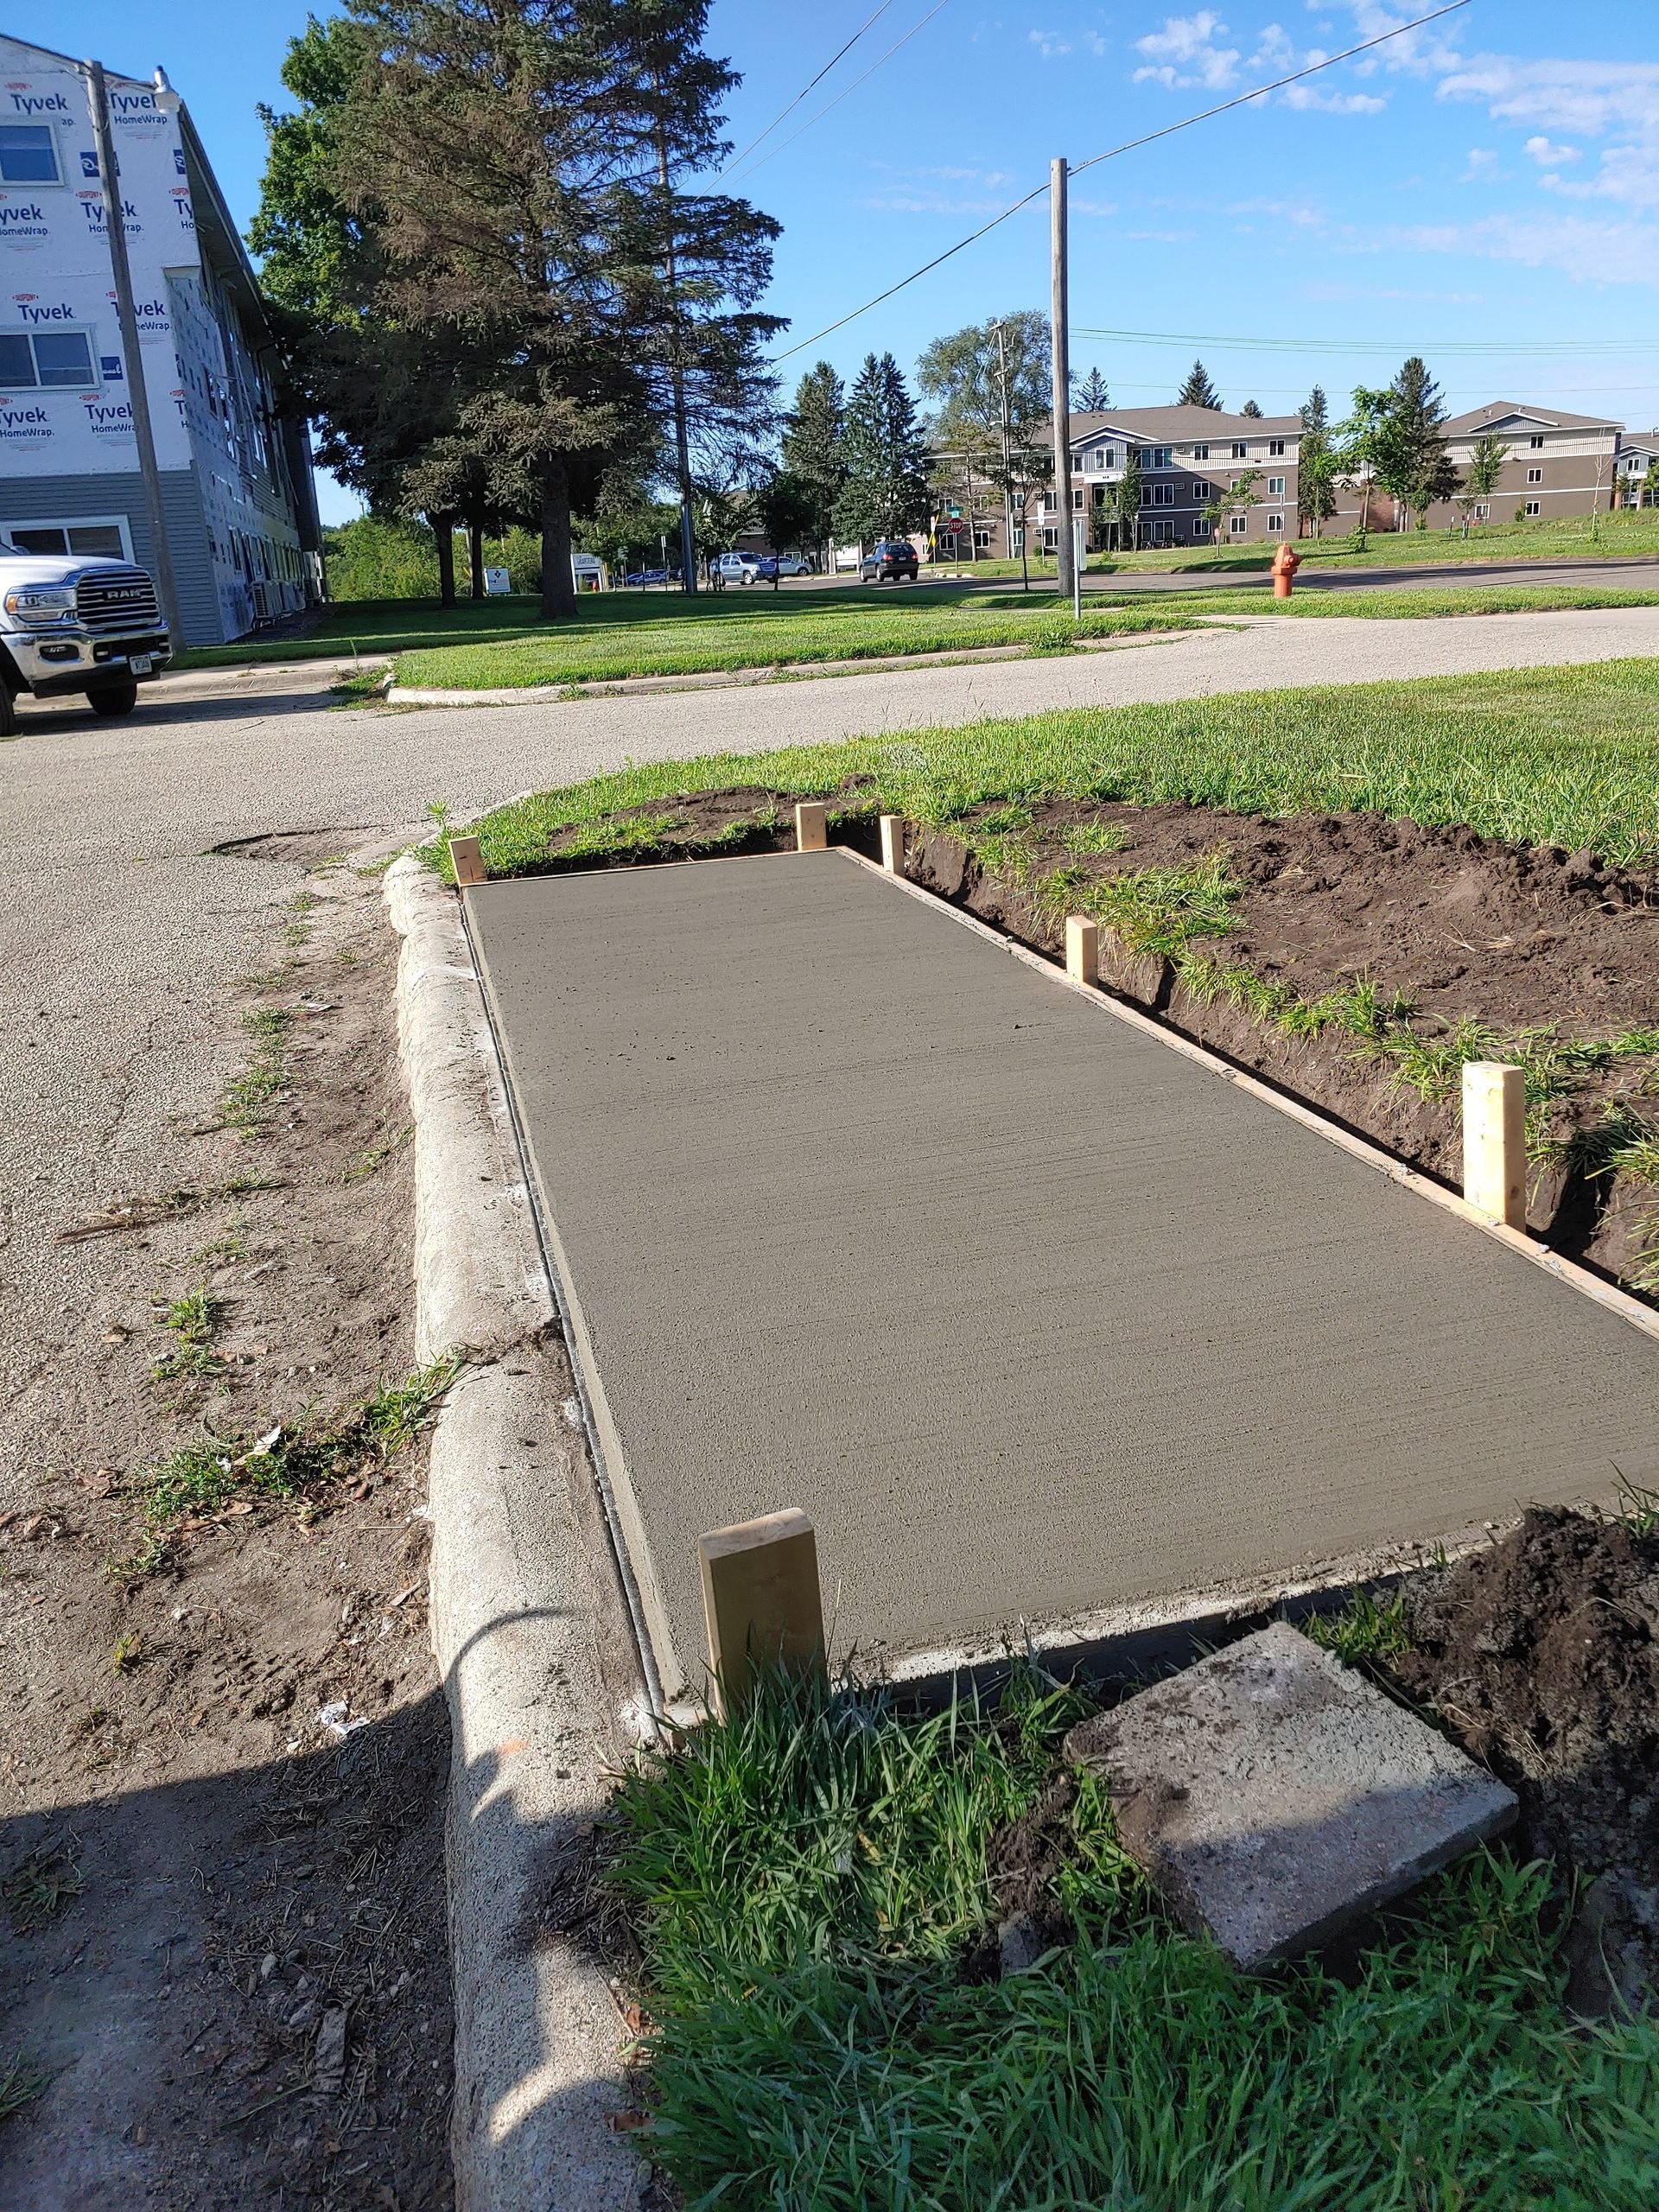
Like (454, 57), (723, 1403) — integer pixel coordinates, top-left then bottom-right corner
(1191, 479), (1211, 502)
(1041, 492), (1057, 512)
(1072, 486), (1085, 509)
(5, 517), (132, 561)
(1473, 503), (1491, 521)
(974, 529), (990, 550)
(1041, 526), (1058, 550)
(1092, 448), (1106, 470)
(1229, 513), (1249, 535)
(1268, 438), (1286, 456)
(1529, 434), (1545, 449)
(0, 124), (61, 186)
(1147, 446), (1172, 469)
(1091, 485), (1108, 508)
(1268, 475), (1286, 496)
(1267, 512), (1285, 532)
(0, 327), (97, 390)
(1527, 467), (1542, 484)
(1192, 524), (1212, 542)
(1192, 442), (1210, 461)
(1230, 441), (1248, 460)
(1525, 499), (1541, 516)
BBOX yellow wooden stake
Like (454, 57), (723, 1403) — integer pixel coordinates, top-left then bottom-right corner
(1065, 913), (1099, 987)
(696, 1508), (825, 1717)
(880, 815), (906, 874)
(794, 801), (828, 852)
(448, 835), (486, 888)
(1462, 1061), (1527, 1228)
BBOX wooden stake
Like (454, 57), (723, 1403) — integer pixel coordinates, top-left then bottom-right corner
(1065, 913), (1099, 987)
(794, 801), (828, 852)
(1462, 1061), (1526, 1228)
(448, 835), (486, 888)
(696, 1507), (824, 1718)
(879, 815), (906, 874)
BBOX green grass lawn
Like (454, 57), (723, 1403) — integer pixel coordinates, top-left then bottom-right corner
(391, 596), (1199, 690)
(455, 655), (1659, 876)
(1088, 508), (1659, 577)
(1166, 582), (1659, 621)
(611, 1669), (1659, 2212)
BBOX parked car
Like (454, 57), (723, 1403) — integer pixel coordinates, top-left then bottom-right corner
(858, 539), (919, 583)
(714, 550), (767, 585)
(774, 552), (815, 576)
(0, 538), (170, 731)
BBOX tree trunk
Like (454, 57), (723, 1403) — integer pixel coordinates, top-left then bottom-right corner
(469, 519), (485, 601)
(432, 512), (457, 608)
(539, 459), (577, 620)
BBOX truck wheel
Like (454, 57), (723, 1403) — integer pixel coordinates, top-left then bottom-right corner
(0, 684), (15, 738)
(87, 681), (138, 718)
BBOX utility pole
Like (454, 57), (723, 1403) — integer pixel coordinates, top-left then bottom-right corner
(1049, 156), (1074, 602)
(81, 60), (184, 645)
(656, 121), (698, 594)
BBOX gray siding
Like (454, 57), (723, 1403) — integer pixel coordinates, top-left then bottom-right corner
(0, 468), (224, 646)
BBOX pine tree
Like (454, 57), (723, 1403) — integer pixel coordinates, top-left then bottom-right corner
(1390, 356), (1459, 526)
(780, 363), (846, 562)
(1177, 359), (1222, 410)
(1241, 399), (1263, 419)
(835, 353), (929, 544)
(1074, 365), (1112, 412)
(321, 0), (781, 617)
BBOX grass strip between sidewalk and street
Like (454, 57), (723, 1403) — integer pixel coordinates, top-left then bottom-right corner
(1165, 582), (1659, 622)
(608, 1668), (1659, 2211)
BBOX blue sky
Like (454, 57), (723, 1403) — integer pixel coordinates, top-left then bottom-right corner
(68, 0), (1659, 520)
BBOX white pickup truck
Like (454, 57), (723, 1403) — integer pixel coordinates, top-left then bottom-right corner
(0, 540), (170, 734)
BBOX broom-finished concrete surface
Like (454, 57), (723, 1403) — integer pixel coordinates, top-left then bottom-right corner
(468, 850), (1659, 1700)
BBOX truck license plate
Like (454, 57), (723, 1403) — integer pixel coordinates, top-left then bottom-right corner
(129, 654), (152, 675)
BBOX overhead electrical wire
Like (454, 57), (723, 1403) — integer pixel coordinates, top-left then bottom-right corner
(769, 0), (1473, 364)
(727, 0), (953, 188)
(720, 0), (904, 176)
(1074, 326), (1653, 359)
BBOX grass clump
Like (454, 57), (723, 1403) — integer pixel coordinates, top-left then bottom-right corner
(215, 1007), (293, 1136)
(1301, 1588), (1413, 1669)
(614, 1673), (1659, 2210)
(3, 1850), (83, 1934)
(1052, 849), (1240, 957)
(149, 1283), (226, 1385)
(128, 1349), (466, 1540)
(0, 2051), (48, 2126)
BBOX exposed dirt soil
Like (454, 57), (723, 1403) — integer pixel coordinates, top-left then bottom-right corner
(0, 861), (453, 2208)
(1390, 1505), (1659, 2012)
(533, 785), (1659, 1293)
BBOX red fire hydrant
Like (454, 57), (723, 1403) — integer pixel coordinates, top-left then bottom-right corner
(1271, 541), (1301, 598)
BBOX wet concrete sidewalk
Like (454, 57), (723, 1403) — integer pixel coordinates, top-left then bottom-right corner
(469, 851), (1659, 1700)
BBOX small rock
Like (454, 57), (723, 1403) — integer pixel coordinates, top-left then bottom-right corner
(995, 1911), (1050, 1976)
(313, 2006), (349, 2094)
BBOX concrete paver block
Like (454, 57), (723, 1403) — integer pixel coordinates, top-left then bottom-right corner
(1064, 1622), (1516, 1968)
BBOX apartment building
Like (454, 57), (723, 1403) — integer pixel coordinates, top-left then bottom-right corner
(0, 35), (320, 643)
(929, 397), (1634, 557)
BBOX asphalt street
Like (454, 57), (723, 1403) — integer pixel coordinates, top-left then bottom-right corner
(5, 600), (1659, 1498)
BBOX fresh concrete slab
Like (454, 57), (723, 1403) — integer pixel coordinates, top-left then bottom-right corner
(466, 850), (1659, 1702)
(1063, 1623), (1517, 1967)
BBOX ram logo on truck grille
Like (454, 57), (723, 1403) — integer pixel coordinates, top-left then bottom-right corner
(76, 568), (162, 634)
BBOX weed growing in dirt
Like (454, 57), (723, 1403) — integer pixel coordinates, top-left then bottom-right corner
(554, 810), (683, 864)
(1058, 817), (1128, 856)
(343, 1123), (411, 1183)
(0, 2052), (48, 2126)
(283, 890), (318, 948)
(613, 1672), (1659, 2212)
(189, 1227), (248, 1267)
(3, 1849), (83, 1933)
(124, 1351), (466, 1551)
(1055, 851), (1240, 957)
(111, 1631), (146, 1674)
(149, 1284), (226, 1384)
(215, 1007), (293, 1135)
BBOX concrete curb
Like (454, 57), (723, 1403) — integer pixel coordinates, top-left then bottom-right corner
(386, 852), (645, 2212)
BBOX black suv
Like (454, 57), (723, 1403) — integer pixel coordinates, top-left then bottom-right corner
(859, 538), (919, 583)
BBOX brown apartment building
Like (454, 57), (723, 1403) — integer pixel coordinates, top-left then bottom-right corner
(928, 399), (1636, 558)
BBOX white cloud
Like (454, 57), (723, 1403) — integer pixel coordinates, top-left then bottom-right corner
(1369, 210), (1659, 288)
(1134, 11), (1240, 90)
(1315, 1), (1465, 78)
(1229, 194), (1327, 227)
(1030, 29), (1071, 60)
(1436, 56), (1659, 139)
(1461, 148), (1498, 181)
(1523, 135), (1580, 166)
(1281, 82), (1386, 112)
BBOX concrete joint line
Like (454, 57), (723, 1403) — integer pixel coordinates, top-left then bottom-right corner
(385, 854), (644, 2211)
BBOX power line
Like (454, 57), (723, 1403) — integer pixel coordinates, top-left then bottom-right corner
(728, 0), (952, 188)
(1074, 326), (1652, 359)
(720, 0), (904, 176)
(770, 0), (1472, 365)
